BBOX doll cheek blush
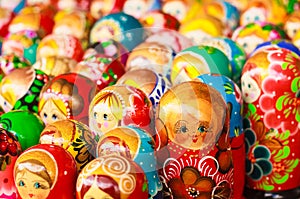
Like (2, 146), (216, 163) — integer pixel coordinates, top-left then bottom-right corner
(103, 122), (109, 128)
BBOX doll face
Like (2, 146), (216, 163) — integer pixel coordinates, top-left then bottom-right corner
(241, 72), (261, 103)
(91, 101), (120, 134)
(285, 21), (300, 39)
(15, 170), (51, 199)
(240, 7), (266, 26)
(123, 0), (148, 19)
(90, 24), (115, 44)
(83, 181), (114, 199)
(236, 34), (264, 56)
(162, 0), (187, 22)
(0, 94), (13, 112)
(91, 0), (114, 19)
(39, 99), (67, 125)
(167, 100), (220, 150)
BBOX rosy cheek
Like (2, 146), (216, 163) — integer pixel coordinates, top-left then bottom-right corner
(103, 121), (109, 128)
(249, 92), (256, 98)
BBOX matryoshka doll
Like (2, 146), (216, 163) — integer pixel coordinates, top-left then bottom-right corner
(0, 67), (49, 113)
(284, 11), (300, 40)
(199, 37), (247, 87)
(125, 41), (175, 77)
(203, 0), (240, 37)
(38, 73), (98, 126)
(89, 85), (154, 139)
(145, 28), (193, 53)
(8, 5), (55, 38)
(232, 21), (288, 57)
(14, 144), (77, 199)
(0, 128), (22, 199)
(2, 30), (41, 64)
(0, 110), (45, 151)
(72, 54), (125, 90)
(239, 0), (287, 26)
(179, 15), (224, 45)
(76, 154), (148, 199)
(32, 56), (77, 78)
(116, 68), (172, 108)
(36, 33), (84, 63)
(52, 9), (94, 49)
(170, 45), (233, 85)
(89, 0), (125, 20)
(161, 0), (190, 23)
(123, 0), (161, 20)
(89, 12), (145, 51)
(83, 38), (129, 66)
(0, 54), (31, 75)
(40, 119), (97, 171)
(241, 46), (300, 198)
(96, 126), (163, 198)
(195, 74), (244, 199)
(155, 81), (233, 198)
(140, 10), (180, 35)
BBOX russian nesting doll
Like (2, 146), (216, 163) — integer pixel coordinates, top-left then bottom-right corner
(76, 154), (148, 199)
(14, 144), (77, 199)
(241, 46), (300, 198)
(40, 119), (97, 171)
(97, 126), (163, 198)
(38, 73), (98, 126)
(155, 81), (233, 198)
(0, 67), (49, 113)
(89, 85), (154, 139)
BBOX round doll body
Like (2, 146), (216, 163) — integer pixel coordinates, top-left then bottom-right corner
(0, 67), (49, 113)
(39, 119), (97, 171)
(89, 85), (154, 139)
(96, 126), (163, 198)
(241, 46), (300, 195)
(116, 68), (172, 108)
(38, 73), (98, 126)
(0, 110), (45, 151)
(155, 81), (233, 198)
(14, 144), (77, 199)
(76, 154), (148, 199)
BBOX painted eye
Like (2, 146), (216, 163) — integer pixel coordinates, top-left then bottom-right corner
(180, 126), (188, 133)
(93, 112), (97, 118)
(248, 84), (251, 88)
(254, 16), (260, 21)
(52, 114), (58, 120)
(18, 180), (25, 187)
(34, 182), (41, 189)
(103, 113), (108, 120)
(43, 113), (48, 118)
(242, 43), (248, 48)
(198, 126), (208, 133)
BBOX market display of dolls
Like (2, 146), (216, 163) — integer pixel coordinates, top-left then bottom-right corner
(0, 0), (299, 199)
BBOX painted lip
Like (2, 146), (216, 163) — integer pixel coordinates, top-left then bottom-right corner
(29, 193), (34, 198)
(192, 136), (198, 143)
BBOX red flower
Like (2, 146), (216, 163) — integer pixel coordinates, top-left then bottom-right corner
(0, 129), (19, 156)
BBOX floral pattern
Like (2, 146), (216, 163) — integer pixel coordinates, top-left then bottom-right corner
(0, 128), (21, 171)
(168, 166), (231, 199)
(259, 59), (299, 135)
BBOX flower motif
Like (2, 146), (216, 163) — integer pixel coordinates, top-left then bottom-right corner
(244, 120), (273, 181)
(260, 62), (299, 135)
(0, 129), (19, 156)
(167, 166), (231, 199)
